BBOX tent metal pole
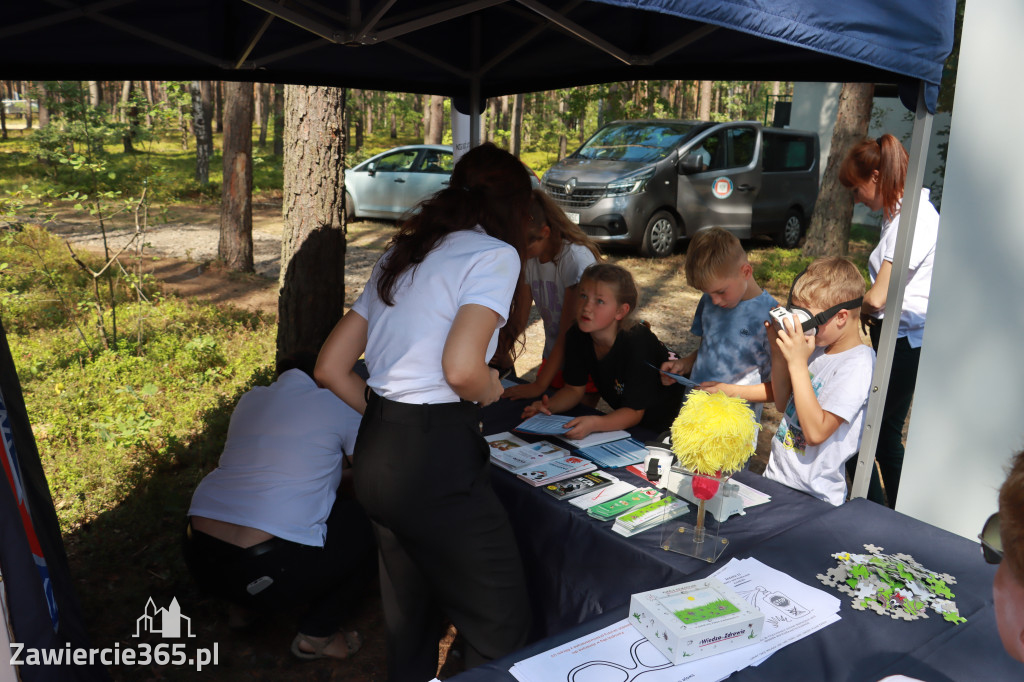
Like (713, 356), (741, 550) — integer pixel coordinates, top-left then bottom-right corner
(849, 81), (933, 501)
(470, 14), (482, 148)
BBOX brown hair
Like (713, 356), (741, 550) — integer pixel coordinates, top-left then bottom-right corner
(376, 143), (531, 359)
(1000, 450), (1024, 584)
(684, 227), (747, 291)
(839, 133), (908, 221)
(579, 263), (639, 330)
(527, 189), (602, 263)
(790, 257), (865, 313)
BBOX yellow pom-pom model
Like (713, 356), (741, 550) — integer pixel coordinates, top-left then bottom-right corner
(670, 390), (760, 477)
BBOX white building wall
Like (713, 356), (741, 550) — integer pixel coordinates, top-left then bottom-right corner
(788, 82), (951, 224)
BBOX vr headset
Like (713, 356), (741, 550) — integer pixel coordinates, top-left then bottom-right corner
(769, 269), (862, 336)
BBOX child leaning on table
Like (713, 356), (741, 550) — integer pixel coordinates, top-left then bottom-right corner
(764, 257), (876, 506)
(660, 227), (777, 415)
(521, 262), (684, 440)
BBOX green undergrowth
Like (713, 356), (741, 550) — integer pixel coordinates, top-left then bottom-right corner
(2, 225), (276, 532)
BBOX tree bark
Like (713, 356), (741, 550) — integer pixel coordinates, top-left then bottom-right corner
(803, 82), (875, 258)
(277, 85), (348, 366)
(425, 95), (443, 144)
(191, 81), (214, 184)
(487, 97), (498, 143)
(120, 81), (136, 153)
(698, 80), (712, 120)
(257, 82), (271, 148)
(273, 84), (284, 157)
(88, 81), (102, 109)
(510, 93), (524, 157)
(219, 81), (254, 272)
(215, 81), (224, 133)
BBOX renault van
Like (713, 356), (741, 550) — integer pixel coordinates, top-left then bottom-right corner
(541, 120), (820, 257)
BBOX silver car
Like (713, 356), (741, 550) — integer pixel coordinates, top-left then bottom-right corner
(344, 144), (455, 221)
(345, 144), (541, 221)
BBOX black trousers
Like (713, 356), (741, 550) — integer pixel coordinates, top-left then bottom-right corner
(354, 392), (531, 681)
(867, 323), (921, 507)
(183, 495), (376, 637)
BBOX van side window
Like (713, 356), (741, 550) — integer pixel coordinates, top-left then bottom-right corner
(763, 134), (814, 172)
(697, 133), (721, 171)
(729, 128), (757, 167)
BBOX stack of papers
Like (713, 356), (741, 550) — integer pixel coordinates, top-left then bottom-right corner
(484, 433), (570, 474)
(611, 497), (689, 537)
(587, 488), (662, 520)
(578, 437), (649, 468)
(515, 414), (631, 448)
(516, 455), (596, 487)
(509, 557), (841, 682)
(568, 476), (636, 509)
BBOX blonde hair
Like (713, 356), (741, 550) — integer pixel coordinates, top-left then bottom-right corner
(579, 263), (639, 330)
(528, 190), (602, 263)
(1000, 450), (1024, 584)
(684, 227), (747, 291)
(790, 257), (865, 313)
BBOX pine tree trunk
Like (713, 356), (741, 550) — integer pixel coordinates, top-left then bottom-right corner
(191, 81), (213, 184)
(487, 97), (498, 143)
(219, 81), (254, 272)
(277, 85), (348, 366)
(273, 84), (284, 157)
(257, 82), (271, 148)
(558, 98), (567, 159)
(698, 81), (712, 120)
(803, 82), (875, 258)
(510, 93), (524, 157)
(425, 95), (444, 144)
(215, 81), (224, 133)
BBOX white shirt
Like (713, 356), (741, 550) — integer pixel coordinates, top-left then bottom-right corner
(765, 344), (876, 506)
(525, 242), (598, 357)
(352, 227), (520, 404)
(188, 369), (362, 547)
(868, 188), (939, 348)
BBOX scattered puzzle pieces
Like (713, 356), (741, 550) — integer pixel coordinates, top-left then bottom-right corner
(818, 544), (965, 624)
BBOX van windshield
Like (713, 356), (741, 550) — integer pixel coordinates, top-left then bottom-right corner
(574, 122), (697, 163)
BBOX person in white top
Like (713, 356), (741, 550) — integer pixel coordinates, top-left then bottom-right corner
(315, 143), (533, 681)
(184, 353), (374, 661)
(840, 134), (940, 508)
(503, 189), (601, 402)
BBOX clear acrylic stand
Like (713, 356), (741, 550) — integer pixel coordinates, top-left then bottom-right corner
(661, 473), (729, 563)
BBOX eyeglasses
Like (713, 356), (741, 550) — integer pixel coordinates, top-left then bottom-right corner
(979, 512), (1004, 565)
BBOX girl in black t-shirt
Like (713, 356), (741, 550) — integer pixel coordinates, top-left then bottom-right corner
(521, 263), (684, 438)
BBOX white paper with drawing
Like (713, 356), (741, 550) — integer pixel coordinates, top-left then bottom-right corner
(508, 557), (840, 681)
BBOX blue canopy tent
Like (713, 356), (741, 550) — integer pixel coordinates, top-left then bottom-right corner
(0, 1), (954, 677)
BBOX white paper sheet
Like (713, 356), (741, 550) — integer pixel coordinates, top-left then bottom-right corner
(509, 557), (841, 682)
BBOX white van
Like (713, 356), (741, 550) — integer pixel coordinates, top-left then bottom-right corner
(541, 120), (820, 257)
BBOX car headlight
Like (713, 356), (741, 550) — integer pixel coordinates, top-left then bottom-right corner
(606, 169), (655, 197)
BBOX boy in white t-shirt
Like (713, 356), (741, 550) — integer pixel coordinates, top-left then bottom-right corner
(764, 257), (876, 505)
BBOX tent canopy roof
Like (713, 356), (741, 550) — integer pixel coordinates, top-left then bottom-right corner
(2, 0), (954, 112)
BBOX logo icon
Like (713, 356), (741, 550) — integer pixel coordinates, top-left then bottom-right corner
(134, 597), (195, 638)
(711, 177), (734, 199)
(564, 177), (577, 195)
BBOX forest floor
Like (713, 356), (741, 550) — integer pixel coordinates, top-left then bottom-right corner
(53, 201), (788, 680)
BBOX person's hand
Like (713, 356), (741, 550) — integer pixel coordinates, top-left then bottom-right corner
(775, 317), (815, 367)
(699, 381), (725, 395)
(659, 358), (691, 386)
(521, 394), (553, 419)
(564, 415), (601, 440)
(503, 381), (544, 401)
(479, 368), (503, 407)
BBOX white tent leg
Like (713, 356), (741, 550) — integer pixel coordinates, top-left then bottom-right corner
(849, 82), (933, 501)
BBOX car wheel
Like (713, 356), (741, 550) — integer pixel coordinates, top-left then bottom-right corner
(344, 191), (357, 222)
(640, 211), (678, 258)
(775, 209), (805, 249)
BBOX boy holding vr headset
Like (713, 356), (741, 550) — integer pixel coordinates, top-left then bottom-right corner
(764, 257), (875, 505)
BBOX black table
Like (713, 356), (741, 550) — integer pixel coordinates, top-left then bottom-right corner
(480, 396), (833, 637)
(452, 499), (1021, 681)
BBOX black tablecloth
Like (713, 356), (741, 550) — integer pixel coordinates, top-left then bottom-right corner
(451, 499), (1020, 681)
(480, 395), (832, 637)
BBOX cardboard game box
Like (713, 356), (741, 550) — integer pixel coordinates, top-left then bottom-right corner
(628, 578), (763, 664)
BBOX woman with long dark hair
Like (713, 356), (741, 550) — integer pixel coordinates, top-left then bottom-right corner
(315, 143), (533, 679)
(839, 133), (940, 508)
